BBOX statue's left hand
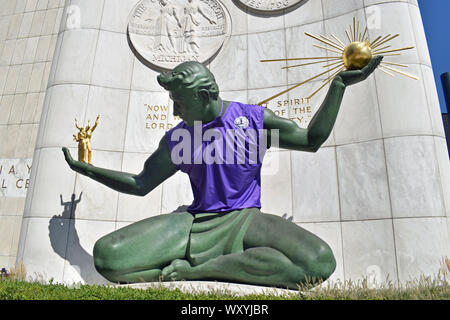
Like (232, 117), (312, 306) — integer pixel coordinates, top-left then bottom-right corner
(62, 147), (90, 174)
(335, 55), (383, 87)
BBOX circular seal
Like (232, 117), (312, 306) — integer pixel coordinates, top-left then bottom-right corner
(128, 0), (229, 71)
(235, 0), (304, 13)
(234, 116), (249, 129)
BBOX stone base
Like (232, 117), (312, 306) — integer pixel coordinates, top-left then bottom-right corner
(117, 281), (299, 297)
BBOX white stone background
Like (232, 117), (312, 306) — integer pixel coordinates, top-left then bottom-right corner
(0, 0), (66, 272)
(3, 0), (448, 286)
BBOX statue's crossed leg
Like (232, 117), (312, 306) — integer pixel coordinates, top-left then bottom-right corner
(93, 211), (336, 290)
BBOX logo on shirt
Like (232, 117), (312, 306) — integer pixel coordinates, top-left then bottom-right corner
(234, 116), (249, 129)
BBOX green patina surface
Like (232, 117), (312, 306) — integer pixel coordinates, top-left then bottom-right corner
(62, 58), (383, 290)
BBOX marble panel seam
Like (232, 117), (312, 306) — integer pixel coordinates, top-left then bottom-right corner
(415, 44), (443, 138)
(414, 68), (447, 217)
(382, 133), (446, 140)
(47, 82), (165, 93)
(116, 55), (136, 222)
(42, 64), (439, 91)
(319, 4), (364, 21)
(364, 1), (418, 9)
(1, 8), (64, 18)
(60, 218), (75, 281)
(291, 210), (447, 223)
(22, 215), (137, 223)
(23, 148), (43, 218)
(34, 146), (126, 157)
(15, 215), (31, 263)
(86, 1), (106, 88)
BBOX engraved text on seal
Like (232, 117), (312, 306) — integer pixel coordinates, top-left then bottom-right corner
(236, 0), (304, 13)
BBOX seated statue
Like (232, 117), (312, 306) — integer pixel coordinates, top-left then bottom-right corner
(62, 56), (382, 289)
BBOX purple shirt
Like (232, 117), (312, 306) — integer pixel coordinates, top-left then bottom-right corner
(165, 101), (266, 213)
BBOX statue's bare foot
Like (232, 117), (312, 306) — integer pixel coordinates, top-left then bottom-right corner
(161, 259), (193, 281)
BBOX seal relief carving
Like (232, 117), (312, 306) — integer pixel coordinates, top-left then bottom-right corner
(128, 0), (229, 70)
(236, 0), (304, 12)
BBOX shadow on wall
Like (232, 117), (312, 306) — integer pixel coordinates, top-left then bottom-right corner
(48, 192), (109, 285)
(48, 194), (192, 284)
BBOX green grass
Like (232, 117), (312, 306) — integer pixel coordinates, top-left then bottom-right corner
(0, 277), (449, 300)
(0, 279), (296, 300)
(1, 258), (449, 300)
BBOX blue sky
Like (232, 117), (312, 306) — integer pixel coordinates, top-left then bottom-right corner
(418, 0), (450, 113)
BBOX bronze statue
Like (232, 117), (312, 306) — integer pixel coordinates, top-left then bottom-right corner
(62, 57), (382, 289)
(73, 115), (100, 165)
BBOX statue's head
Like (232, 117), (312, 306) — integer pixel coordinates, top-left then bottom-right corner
(157, 61), (219, 126)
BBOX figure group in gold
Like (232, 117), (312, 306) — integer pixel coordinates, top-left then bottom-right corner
(73, 115), (100, 165)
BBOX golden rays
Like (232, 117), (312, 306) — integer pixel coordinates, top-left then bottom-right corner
(258, 17), (419, 106)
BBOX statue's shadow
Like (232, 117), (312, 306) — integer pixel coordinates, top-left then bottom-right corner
(48, 194), (190, 284)
(48, 192), (109, 284)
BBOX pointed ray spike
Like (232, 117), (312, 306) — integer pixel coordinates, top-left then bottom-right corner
(260, 57), (341, 62)
(281, 59), (340, 70)
(320, 35), (345, 50)
(371, 34), (390, 47)
(380, 64), (419, 80)
(378, 66), (396, 77)
(345, 29), (352, 43)
(322, 65), (344, 82)
(322, 60), (344, 68)
(381, 61), (408, 68)
(372, 34), (400, 49)
(331, 33), (346, 47)
(372, 45), (391, 53)
(305, 32), (345, 51)
(353, 17), (357, 42)
(257, 64), (343, 106)
(308, 67), (345, 99)
(362, 27), (368, 43)
(357, 20), (360, 42)
(369, 35), (383, 47)
(313, 44), (343, 54)
(374, 46), (415, 55)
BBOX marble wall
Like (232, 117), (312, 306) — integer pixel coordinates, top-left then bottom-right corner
(0, 0), (65, 271)
(11, 0), (450, 285)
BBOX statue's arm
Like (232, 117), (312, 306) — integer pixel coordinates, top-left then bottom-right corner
(263, 80), (345, 152)
(74, 119), (82, 130)
(62, 136), (178, 196)
(91, 115), (100, 132)
(263, 56), (383, 152)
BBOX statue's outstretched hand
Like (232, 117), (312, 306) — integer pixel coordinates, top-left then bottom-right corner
(62, 147), (89, 174)
(336, 56), (383, 87)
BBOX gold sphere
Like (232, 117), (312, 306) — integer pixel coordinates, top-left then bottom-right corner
(343, 41), (373, 70)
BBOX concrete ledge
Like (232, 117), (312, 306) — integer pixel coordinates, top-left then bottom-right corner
(117, 281), (300, 297)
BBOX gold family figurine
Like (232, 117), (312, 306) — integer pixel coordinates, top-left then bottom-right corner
(73, 115), (100, 165)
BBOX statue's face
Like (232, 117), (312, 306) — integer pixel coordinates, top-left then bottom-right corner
(169, 86), (204, 127)
(159, 62), (216, 127)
